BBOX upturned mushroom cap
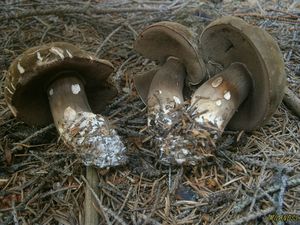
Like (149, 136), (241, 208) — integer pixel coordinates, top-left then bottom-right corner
(5, 42), (117, 125)
(133, 21), (206, 94)
(200, 16), (286, 130)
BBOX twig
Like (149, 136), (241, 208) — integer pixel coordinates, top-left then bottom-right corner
(113, 55), (137, 83)
(31, 204), (51, 223)
(112, 186), (133, 225)
(169, 166), (183, 193)
(141, 183), (162, 225)
(234, 13), (300, 24)
(11, 202), (19, 225)
(233, 177), (300, 213)
(115, 127), (143, 137)
(84, 167), (99, 225)
(218, 150), (294, 173)
(225, 207), (275, 225)
(2, 170), (55, 225)
(0, 6), (171, 22)
(95, 26), (123, 56)
(81, 175), (127, 225)
(12, 124), (55, 153)
(102, 93), (130, 115)
(249, 160), (268, 212)
(276, 174), (288, 225)
(138, 214), (162, 225)
(255, 0), (266, 15)
(283, 87), (300, 118)
(125, 23), (138, 38)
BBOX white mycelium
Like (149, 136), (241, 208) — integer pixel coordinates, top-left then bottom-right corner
(195, 112), (224, 129)
(173, 96), (181, 104)
(61, 112), (127, 168)
(159, 134), (212, 166)
(148, 94), (179, 127)
(17, 62), (25, 74)
(58, 127), (64, 134)
(71, 84), (81, 94)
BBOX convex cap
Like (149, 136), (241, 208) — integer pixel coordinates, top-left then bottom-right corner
(5, 42), (117, 125)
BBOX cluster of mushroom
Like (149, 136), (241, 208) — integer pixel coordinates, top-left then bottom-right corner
(2, 15), (287, 225)
(4, 16), (286, 169)
(3, 16), (287, 223)
(133, 16), (286, 165)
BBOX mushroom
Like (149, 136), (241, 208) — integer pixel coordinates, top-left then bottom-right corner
(191, 16), (286, 133)
(133, 17), (286, 165)
(162, 16), (286, 165)
(146, 56), (186, 126)
(133, 21), (206, 126)
(4, 42), (127, 224)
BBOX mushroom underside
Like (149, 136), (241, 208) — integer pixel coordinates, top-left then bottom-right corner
(134, 22), (206, 85)
(200, 17), (286, 130)
(8, 59), (117, 125)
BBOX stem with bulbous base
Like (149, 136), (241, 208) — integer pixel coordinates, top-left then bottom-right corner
(159, 63), (252, 166)
(147, 56), (185, 129)
(47, 73), (126, 225)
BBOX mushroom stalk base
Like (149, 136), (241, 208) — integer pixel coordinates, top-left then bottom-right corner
(48, 75), (126, 225)
(47, 75), (127, 168)
(147, 56), (185, 128)
(159, 63), (251, 165)
(146, 57), (193, 164)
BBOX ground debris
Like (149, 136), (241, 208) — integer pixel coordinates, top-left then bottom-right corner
(0, 0), (300, 224)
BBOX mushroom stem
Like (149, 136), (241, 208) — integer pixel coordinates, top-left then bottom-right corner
(147, 56), (185, 126)
(47, 73), (126, 168)
(47, 75), (91, 132)
(191, 62), (252, 134)
(47, 73), (126, 225)
(47, 74), (101, 225)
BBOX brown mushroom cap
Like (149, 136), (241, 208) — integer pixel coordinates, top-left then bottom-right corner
(200, 16), (286, 130)
(134, 21), (206, 87)
(5, 42), (117, 126)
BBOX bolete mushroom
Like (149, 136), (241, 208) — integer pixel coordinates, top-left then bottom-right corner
(5, 42), (127, 225)
(191, 16), (286, 133)
(134, 17), (286, 165)
(133, 21), (206, 126)
(160, 16), (286, 165)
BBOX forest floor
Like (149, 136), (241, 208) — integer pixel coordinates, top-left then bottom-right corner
(0, 0), (300, 224)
